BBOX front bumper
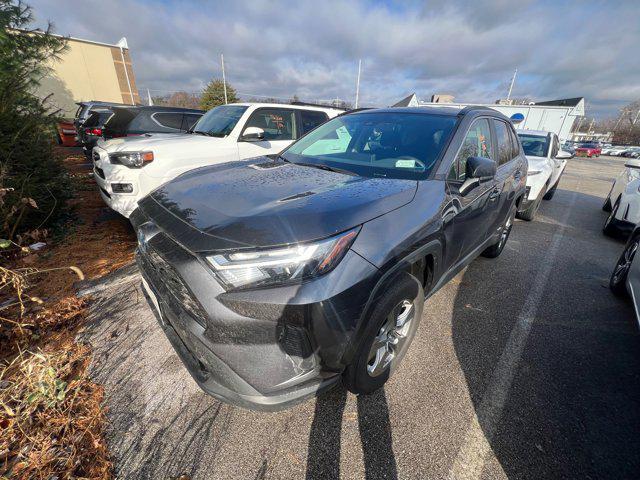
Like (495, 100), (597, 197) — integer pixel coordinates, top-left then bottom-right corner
(92, 148), (140, 218)
(134, 219), (379, 411)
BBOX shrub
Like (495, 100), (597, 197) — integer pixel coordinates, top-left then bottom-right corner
(0, 1), (74, 241)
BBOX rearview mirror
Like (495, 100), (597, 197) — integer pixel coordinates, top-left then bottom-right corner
(240, 126), (265, 142)
(556, 150), (572, 159)
(466, 156), (496, 182)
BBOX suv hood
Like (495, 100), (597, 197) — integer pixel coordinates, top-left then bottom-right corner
(99, 133), (226, 153)
(138, 158), (418, 251)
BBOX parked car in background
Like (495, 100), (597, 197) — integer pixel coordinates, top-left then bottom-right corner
(130, 106), (527, 410)
(92, 103), (342, 217)
(74, 100), (129, 130)
(516, 130), (572, 220)
(575, 142), (602, 157)
(77, 108), (114, 158)
(561, 142), (576, 156)
(101, 105), (204, 140)
(603, 157), (640, 237)
(621, 147), (640, 158)
(56, 120), (78, 147)
(609, 224), (640, 327)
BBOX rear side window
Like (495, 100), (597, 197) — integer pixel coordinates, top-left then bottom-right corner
(153, 112), (185, 130)
(243, 108), (297, 141)
(300, 110), (329, 134)
(509, 127), (520, 158)
(452, 118), (493, 180)
(494, 120), (513, 165)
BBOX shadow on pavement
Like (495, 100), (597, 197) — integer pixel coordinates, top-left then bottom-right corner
(452, 188), (640, 478)
(305, 387), (397, 480)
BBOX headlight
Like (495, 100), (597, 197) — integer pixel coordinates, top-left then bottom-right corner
(527, 170), (542, 176)
(109, 151), (154, 168)
(206, 228), (360, 290)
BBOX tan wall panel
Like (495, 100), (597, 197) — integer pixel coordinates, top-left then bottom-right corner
(37, 38), (139, 116)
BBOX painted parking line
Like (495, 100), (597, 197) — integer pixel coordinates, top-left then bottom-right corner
(449, 188), (578, 480)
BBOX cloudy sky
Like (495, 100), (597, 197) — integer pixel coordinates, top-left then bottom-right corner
(30, 0), (640, 118)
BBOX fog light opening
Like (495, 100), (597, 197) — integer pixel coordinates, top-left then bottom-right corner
(111, 183), (134, 193)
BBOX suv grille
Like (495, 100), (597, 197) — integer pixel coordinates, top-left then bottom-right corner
(138, 245), (208, 328)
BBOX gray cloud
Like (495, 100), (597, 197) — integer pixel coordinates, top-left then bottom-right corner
(31, 0), (640, 117)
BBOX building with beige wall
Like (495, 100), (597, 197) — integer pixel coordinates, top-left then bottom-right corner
(36, 34), (140, 117)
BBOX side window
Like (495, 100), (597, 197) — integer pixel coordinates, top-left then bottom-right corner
(455, 118), (493, 180)
(509, 127), (520, 158)
(300, 110), (329, 135)
(182, 114), (202, 131)
(494, 120), (512, 166)
(153, 112), (184, 130)
(243, 108), (296, 141)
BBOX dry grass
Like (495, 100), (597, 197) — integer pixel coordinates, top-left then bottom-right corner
(0, 148), (137, 480)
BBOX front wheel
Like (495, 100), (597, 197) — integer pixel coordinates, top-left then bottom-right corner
(610, 235), (639, 296)
(517, 189), (544, 221)
(343, 273), (424, 395)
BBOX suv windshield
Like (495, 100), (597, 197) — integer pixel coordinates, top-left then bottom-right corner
(518, 134), (550, 157)
(282, 111), (458, 180)
(192, 105), (248, 137)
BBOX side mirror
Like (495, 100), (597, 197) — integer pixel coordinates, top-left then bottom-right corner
(556, 150), (572, 159)
(625, 158), (640, 169)
(466, 156), (496, 182)
(240, 126), (265, 142)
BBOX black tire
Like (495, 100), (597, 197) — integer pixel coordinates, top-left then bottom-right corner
(516, 189), (544, 221)
(603, 197), (622, 237)
(543, 181), (558, 200)
(610, 234), (640, 297)
(343, 272), (424, 395)
(482, 202), (516, 258)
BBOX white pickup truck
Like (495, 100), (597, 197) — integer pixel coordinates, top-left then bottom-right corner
(92, 103), (343, 217)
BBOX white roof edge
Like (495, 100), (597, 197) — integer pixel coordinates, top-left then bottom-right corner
(14, 29), (128, 49)
(418, 101), (580, 112)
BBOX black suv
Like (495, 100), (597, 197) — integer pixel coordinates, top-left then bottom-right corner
(131, 106), (527, 410)
(102, 105), (204, 139)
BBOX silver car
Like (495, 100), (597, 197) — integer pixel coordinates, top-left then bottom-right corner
(610, 225), (640, 327)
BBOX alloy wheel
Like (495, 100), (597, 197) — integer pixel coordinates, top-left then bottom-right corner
(612, 240), (639, 286)
(367, 299), (415, 377)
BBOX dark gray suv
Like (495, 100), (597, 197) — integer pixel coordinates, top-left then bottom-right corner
(131, 106), (528, 410)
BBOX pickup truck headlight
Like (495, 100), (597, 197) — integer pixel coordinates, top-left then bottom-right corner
(527, 170), (542, 176)
(109, 151), (154, 168)
(206, 228), (359, 290)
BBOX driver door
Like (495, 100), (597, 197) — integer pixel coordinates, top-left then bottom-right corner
(444, 118), (499, 267)
(237, 108), (298, 159)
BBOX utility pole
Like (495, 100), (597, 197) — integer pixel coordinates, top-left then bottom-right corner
(355, 59), (362, 109)
(221, 53), (228, 105)
(633, 108), (640, 126)
(506, 68), (517, 101)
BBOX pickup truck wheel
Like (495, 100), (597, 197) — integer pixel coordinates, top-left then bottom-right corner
(343, 272), (423, 395)
(603, 197), (623, 237)
(610, 234), (639, 297)
(516, 189), (543, 221)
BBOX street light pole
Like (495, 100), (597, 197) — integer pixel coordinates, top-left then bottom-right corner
(355, 59), (362, 109)
(221, 53), (228, 105)
(506, 68), (517, 101)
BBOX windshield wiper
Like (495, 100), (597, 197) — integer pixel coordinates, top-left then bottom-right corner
(191, 130), (213, 136)
(293, 161), (358, 176)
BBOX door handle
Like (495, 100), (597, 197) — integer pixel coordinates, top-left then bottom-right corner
(514, 170), (522, 181)
(489, 188), (500, 201)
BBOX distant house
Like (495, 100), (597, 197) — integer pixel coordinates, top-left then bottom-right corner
(25, 31), (141, 117)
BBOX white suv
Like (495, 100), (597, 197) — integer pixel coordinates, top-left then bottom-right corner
(92, 103), (343, 217)
(516, 129), (572, 221)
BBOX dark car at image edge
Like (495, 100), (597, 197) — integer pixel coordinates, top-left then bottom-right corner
(130, 106), (528, 411)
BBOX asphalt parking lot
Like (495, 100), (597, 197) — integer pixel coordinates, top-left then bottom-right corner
(81, 154), (640, 480)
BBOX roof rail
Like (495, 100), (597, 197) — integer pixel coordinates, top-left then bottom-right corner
(291, 101), (347, 111)
(457, 105), (496, 116)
